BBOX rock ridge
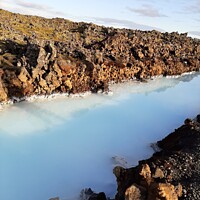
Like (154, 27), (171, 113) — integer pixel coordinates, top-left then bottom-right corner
(0, 9), (200, 103)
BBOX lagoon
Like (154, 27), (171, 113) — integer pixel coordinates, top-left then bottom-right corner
(0, 73), (200, 200)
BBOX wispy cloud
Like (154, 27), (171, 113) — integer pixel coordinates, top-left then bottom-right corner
(13, 0), (66, 17)
(181, 0), (200, 14)
(14, 0), (50, 10)
(188, 0), (200, 13)
(189, 31), (200, 36)
(127, 4), (167, 17)
(89, 17), (164, 31)
(188, 31), (200, 39)
(0, 0), (14, 10)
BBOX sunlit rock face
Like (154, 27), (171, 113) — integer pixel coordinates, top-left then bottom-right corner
(0, 9), (200, 104)
(0, 73), (200, 200)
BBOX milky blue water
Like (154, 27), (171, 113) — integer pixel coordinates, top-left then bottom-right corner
(0, 73), (200, 200)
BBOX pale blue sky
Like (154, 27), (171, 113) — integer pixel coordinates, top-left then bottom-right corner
(0, 0), (199, 37)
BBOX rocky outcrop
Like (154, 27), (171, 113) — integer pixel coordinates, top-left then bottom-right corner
(0, 9), (200, 103)
(0, 68), (8, 101)
(80, 188), (107, 200)
(47, 116), (200, 200)
(114, 116), (200, 200)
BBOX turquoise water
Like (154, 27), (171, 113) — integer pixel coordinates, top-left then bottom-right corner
(0, 73), (200, 200)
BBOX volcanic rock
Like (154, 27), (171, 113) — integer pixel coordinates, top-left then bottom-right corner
(0, 9), (199, 103)
(114, 117), (200, 200)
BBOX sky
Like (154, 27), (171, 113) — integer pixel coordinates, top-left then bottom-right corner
(0, 0), (200, 37)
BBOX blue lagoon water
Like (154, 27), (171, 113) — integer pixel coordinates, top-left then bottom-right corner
(0, 73), (200, 200)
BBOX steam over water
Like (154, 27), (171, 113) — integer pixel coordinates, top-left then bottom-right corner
(0, 73), (200, 200)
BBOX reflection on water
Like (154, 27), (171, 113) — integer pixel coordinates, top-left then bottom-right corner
(0, 73), (200, 200)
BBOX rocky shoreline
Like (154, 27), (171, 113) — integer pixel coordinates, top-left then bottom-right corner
(0, 9), (200, 104)
(0, 71), (197, 110)
(78, 115), (200, 200)
(113, 115), (200, 200)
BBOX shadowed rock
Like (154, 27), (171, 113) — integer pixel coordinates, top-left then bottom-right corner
(114, 117), (200, 200)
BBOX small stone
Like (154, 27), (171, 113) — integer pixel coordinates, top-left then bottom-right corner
(125, 184), (146, 200)
(184, 118), (193, 126)
(152, 167), (164, 179)
(197, 115), (200, 123)
(49, 197), (59, 200)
